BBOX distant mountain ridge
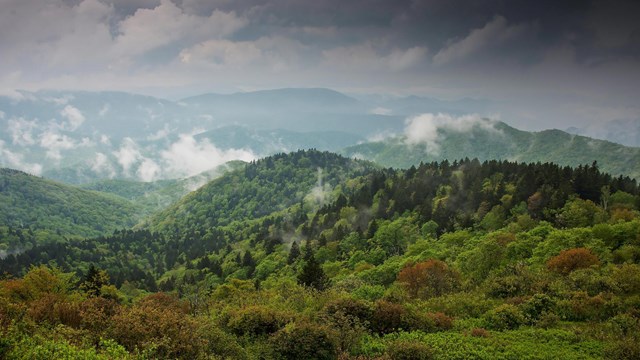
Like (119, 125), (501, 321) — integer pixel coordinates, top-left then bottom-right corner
(342, 120), (640, 179)
(567, 118), (640, 147)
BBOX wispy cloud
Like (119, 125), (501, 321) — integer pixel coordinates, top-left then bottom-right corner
(404, 113), (498, 154)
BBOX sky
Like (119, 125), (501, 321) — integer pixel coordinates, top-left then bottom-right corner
(1, 0), (639, 130)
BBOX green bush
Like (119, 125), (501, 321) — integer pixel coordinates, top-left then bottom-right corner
(322, 297), (373, 326)
(386, 339), (433, 360)
(483, 304), (525, 330)
(270, 321), (337, 360)
(520, 294), (555, 325)
(370, 300), (406, 334)
(226, 305), (291, 337)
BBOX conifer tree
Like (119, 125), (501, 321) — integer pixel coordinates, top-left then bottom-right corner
(288, 241), (301, 264)
(298, 245), (328, 291)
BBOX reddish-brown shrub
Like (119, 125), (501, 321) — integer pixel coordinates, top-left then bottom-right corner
(470, 328), (490, 337)
(108, 293), (202, 358)
(397, 259), (460, 298)
(547, 248), (600, 275)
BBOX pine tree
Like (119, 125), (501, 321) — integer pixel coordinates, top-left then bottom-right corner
(288, 241), (301, 264)
(81, 264), (110, 297)
(298, 245), (328, 291)
(243, 251), (256, 277)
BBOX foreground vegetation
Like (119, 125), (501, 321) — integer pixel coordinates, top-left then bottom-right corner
(1, 150), (639, 359)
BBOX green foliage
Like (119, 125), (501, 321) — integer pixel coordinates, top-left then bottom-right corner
(298, 247), (329, 291)
(386, 339), (433, 360)
(0, 168), (139, 238)
(226, 305), (291, 337)
(1, 151), (639, 359)
(269, 322), (337, 360)
(342, 120), (640, 180)
(483, 304), (525, 330)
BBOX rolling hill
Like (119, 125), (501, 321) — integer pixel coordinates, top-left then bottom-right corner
(342, 120), (640, 179)
(0, 168), (140, 238)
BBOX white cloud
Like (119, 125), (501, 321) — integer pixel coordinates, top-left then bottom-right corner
(180, 39), (262, 67)
(98, 103), (110, 117)
(387, 46), (429, 71)
(7, 117), (38, 146)
(0, 111), (5, 119)
(60, 105), (86, 131)
(137, 158), (161, 181)
(39, 130), (78, 160)
(369, 107), (392, 116)
(99, 134), (111, 145)
(178, 36), (305, 72)
(404, 113), (498, 153)
(433, 15), (528, 65)
(114, 0), (246, 58)
(112, 137), (143, 174)
(45, 94), (75, 105)
(160, 133), (255, 178)
(146, 124), (172, 141)
(322, 43), (427, 72)
(90, 152), (116, 178)
(0, 140), (43, 175)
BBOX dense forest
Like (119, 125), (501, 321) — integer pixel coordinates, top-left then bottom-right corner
(1, 150), (640, 359)
(0, 168), (140, 239)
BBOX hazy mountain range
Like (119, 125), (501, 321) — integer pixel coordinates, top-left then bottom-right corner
(1, 88), (639, 185)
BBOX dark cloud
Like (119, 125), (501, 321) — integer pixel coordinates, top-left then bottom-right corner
(1, 0), (639, 129)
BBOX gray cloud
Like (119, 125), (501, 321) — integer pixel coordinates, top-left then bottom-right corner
(0, 0), (639, 130)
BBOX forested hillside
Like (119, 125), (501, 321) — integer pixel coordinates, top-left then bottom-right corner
(0, 168), (140, 239)
(343, 120), (640, 179)
(144, 150), (376, 234)
(2, 150), (639, 359)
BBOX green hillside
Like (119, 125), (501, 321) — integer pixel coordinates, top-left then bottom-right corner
(343, 121), (640, 179)
(0, 168), (140, 238)
(144, 150), (376, 234)
(1, 152), (640, 359)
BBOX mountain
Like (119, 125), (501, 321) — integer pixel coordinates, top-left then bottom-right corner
(342, 120), (640, 179)
(194, 126), (365, 155)
(0, 88), (406, 183)
(79, 160), (245, 215)
(144, 149), (376, 235)
(180, 88), (405, 134)
(0, 168), (139, 238)
(1, 150), (639, 359)
(567, 118), (640, 147)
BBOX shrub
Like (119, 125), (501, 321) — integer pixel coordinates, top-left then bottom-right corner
(270, 321), (337, 360)
(606, 335), (640, 360)
(226, 305), (290, 337)
(397, 259), (460, 299)
(386, 340), (433, 360)
(470, 328), (490, 337)
(404, 311), (454, 333)
(107, 292), (202, 358)
(520, 294), (555, 325)
(370, 301), (406, 334)
(546, 248), (600, 275)
(483, 304), (525, 330)
(323, 298), (373, 325)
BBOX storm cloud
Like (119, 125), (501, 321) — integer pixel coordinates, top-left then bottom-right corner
(0, 0), (639, 129)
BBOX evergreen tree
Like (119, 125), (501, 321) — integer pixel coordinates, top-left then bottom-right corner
(288, 241), (301, 264)
(80, 264), (110, 297)
(243, 251), (256, 277)
(298, 246), (328, 291)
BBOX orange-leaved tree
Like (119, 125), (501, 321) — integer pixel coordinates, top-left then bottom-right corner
(546, 248), (600, 275)
(397, 259), (460, 298)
